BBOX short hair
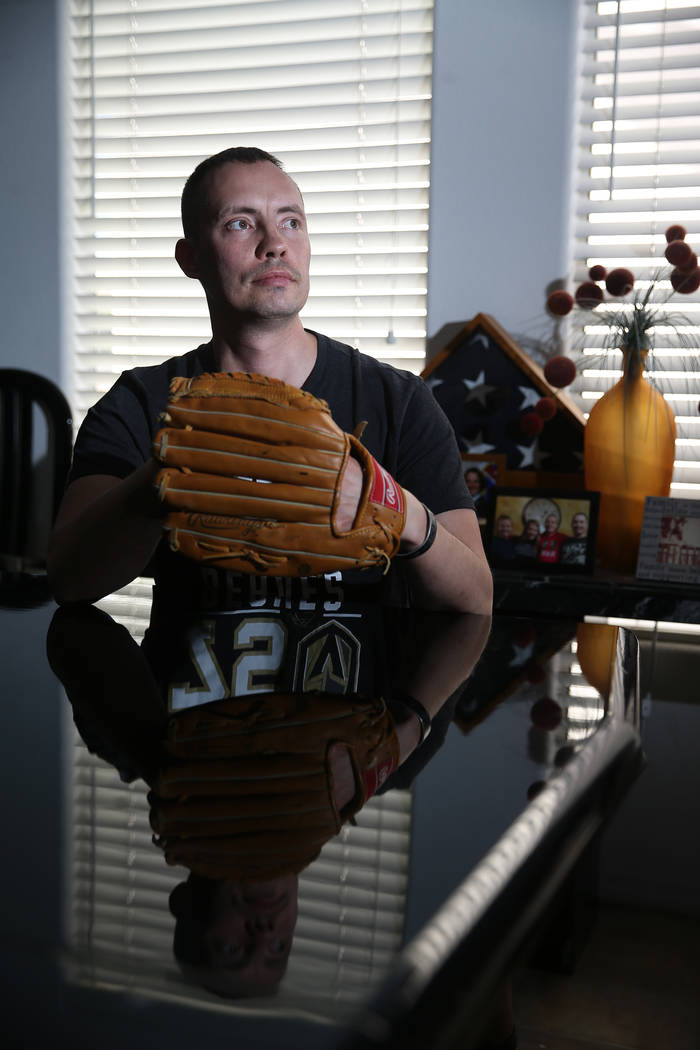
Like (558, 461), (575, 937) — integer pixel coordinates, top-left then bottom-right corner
(180, 147), (284, 240)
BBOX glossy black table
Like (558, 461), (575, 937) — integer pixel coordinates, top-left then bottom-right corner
(1, 595), (641, 1050)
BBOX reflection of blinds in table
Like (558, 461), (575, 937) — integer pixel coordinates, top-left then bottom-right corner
(67, 724), (411, 1014)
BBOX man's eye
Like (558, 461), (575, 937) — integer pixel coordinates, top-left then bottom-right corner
(211, 936), (242, 956)
(282, 217), (300, 230)
(269, 939), (287, 954)
(227, 218), (251, 231)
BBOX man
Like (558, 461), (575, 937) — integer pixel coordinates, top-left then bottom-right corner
(490, 514), (516, 562)
(48, 147), (492, 615)
(513, 518), (540, 561)
(560, 511), (589, 567)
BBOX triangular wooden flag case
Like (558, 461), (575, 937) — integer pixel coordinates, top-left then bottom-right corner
(422, 313), (586, 489)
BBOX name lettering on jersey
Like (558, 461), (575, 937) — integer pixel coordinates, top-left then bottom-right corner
(199, 568), (344, 612)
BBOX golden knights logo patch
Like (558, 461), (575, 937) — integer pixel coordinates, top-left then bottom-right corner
(293, 620), (361, 694)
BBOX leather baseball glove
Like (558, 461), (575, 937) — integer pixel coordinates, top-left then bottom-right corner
(153, 372), (407, 576)
(148, 691), (399, 881)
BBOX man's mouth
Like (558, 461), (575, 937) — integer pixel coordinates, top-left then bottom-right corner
(252, 269), (296, 284)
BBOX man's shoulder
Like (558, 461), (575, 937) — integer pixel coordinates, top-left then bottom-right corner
(315, 331), (424, 390)
(124, 343), (212, 390)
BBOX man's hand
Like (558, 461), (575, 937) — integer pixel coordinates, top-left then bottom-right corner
(335, 453), (363, 532)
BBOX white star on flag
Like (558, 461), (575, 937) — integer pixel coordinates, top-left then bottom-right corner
(469, 332), (490, 350)
(516, 441), (536, 468)
(518, 386), (541, 410)
(463, 371), (495, 408)
(509, 641), (534, 668)
(462, 431), (496, 454)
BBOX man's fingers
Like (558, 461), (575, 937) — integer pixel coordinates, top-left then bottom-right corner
(335, 455), (363, 531)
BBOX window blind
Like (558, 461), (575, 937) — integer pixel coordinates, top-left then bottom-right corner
(67, 0), (434, 431)
(573, 0), (700, 494)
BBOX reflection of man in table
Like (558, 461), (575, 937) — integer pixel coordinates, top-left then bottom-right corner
(560, 512), (588, 567)
(537, 512), (565, 565)
(513, 518), (540, 560)
(491, 514), (516, 561)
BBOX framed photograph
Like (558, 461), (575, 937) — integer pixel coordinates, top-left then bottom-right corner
(636, 496), (700, 584)
(486, 488), (600, 574)
(461, 453), (506, 534)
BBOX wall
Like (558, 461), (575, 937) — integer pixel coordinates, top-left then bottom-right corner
(0, 0), (64, 386)
(427, 0), (579, 352)
(0, 0), (65, 945)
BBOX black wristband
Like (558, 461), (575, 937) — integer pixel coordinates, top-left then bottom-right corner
(390, 693), (432, 745)
(395, 503), (437, 560)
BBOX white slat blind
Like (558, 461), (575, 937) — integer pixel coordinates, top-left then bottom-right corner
(573, 0), (700, 494)
(67, 0), (435, 428)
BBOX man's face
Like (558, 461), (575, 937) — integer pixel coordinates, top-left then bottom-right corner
(525, 519), (540, 541)
(195, 875), (299, 997)
(465, 470), (482, 496)
(496, 516), (512, 538)
(544, 514), (558, 533)
(572, 513), (588, 538)
(181, 161), (311, 324)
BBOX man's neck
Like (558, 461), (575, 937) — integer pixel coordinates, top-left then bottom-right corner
(210, 318), (318, 387)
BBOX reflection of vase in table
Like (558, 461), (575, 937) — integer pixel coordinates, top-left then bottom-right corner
(584, 347), (676, 574)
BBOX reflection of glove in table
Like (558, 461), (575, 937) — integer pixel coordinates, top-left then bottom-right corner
(149, 692), (399, 880)
(154, 372), (406, 576)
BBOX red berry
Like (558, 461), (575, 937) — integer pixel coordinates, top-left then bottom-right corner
(575, 281), (604, 308)
(605, 267), (635, 296)
(671, 267), (700, 294)
(665, 240), (693, 267)
(535, 396), (557, 420)
(678, 251), (698, 273)
(546, 289), (574, 316)
(665, 224), (686, 243)
(544, 355), (577, 388)
(588, 264), (607, 281)
(520, 411), (544, 437)
(530, 697), (563, 730)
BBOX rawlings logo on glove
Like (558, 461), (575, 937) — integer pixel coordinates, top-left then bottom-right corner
(153, 372), (407, 576)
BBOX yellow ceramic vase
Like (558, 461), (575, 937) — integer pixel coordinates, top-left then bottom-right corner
(584, 349), (676, 574)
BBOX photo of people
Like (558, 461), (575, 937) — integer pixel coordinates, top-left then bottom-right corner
(487, 490), (598, 574)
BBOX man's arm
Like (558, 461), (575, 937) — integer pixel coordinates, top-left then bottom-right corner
(48, 460), (165, 605)
(400, 495), (493, 613)
(337, 461), (492, 614)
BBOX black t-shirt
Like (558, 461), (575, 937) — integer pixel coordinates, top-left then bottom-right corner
(69, 332), (474, 656)
(69, 331), (472, 517)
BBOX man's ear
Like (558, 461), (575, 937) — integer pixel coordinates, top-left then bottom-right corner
(175, 237), (200, 279)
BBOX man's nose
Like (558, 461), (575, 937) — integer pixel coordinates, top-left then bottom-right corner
(256, 224), (285, 258)
(246, 913), (275, 932)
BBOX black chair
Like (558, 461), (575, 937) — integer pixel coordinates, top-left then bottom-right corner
(0, 369), (73, 606)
